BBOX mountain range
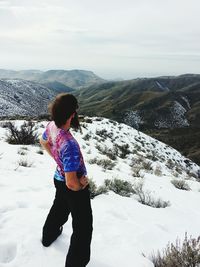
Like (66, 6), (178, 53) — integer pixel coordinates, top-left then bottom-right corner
(73, 74), (200, 165)
(0, 69), (105, 89)
(0, 72), (199, 165)
(74, 74), (200, 129)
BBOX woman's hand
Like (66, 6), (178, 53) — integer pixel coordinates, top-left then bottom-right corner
(80, 175), (89, 189)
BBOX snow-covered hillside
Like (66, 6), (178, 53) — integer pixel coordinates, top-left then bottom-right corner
(0, 79), (55, 117)
(0, 117), (200, 267)
(155, 100), (190, 128)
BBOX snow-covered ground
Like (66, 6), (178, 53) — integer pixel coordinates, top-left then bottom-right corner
(0, 117), (200, 267)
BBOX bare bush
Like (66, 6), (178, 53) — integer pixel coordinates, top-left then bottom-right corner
(171, 179), (191, 191)
(154, 165), (162, 176)
(87, 149), (91, 154)
(104, 178), (135, 197)
(18, 158), (33, 167)
(198, 170), (200, 180)
(96, 129), (108, 138)
(186, 170), (199, 180)
(88, 158), (98, 164)
(84, 118), (93, 123)
(150, 233), (200, 267)
(131, 157), (142, 177)
(113, 143), (130, 159)
(95, 143), (103, 152)
(132, 166), (141, 177)
(88, 179), (108, 199)
(131, 157), (153, 177)
(0, 121), (11, 128)
(174, 165), (183, 175)
(98, 159), (116, 170)
(133, 181), (170, 208)
(166, 159), (176, 170)
(173, 171), (179, 178)
(95, 144), (117, 160)
(17, 148), (27, 156)
(93, 117), (103, 122)
(88, 178), (136, 198)
(141, 160), (153, 172)
(148, 150), (158, 161)
(5, 121), (38, 145)
(105, 149), (117, 160)
(82, 133), (91, 141)
(36, 149), (44, 155)
(131, 156), (143, 166)
(20, 146), (28, 151)
(88, 156), (116, 170)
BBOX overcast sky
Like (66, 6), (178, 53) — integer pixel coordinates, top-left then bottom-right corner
(0, 0), (200, 79)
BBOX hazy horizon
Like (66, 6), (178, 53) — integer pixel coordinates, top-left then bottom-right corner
(0, 67), (200, 81)
(0, 0), (200, 79)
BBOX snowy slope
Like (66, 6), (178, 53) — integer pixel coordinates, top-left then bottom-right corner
(0, 79), (55, 117)
(0, 118), (200, 267)
(155, 100), (190, 128)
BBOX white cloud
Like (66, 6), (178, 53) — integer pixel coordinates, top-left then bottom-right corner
(0, 0), (200, 78)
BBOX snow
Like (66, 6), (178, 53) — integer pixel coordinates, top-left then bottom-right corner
(124, 110), (144, 129)
(0, 117), (200, 267)
(171, 101), (189, 127)
(155, 100), (190, 128)
(181, 96), (191, 110)
(155, 81), (169, 91)
(0, 79), (55, 117)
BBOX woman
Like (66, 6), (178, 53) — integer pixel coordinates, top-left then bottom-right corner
(40, 93), (93, 267)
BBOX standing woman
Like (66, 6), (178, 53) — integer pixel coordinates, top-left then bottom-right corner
(40, 93), (93, 267)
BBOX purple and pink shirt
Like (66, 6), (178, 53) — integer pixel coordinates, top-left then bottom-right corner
(42, 121), (87, 182)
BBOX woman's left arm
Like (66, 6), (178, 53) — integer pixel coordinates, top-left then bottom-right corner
(40, 137), (53, 158)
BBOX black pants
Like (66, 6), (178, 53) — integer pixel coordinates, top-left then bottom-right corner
(42, 179), (93, 267)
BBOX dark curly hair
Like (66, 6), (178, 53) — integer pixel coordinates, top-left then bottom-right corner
(48, 93), (79, 128)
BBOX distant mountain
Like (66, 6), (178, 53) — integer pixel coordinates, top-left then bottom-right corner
(0, 79), (55, 117)
(43, 81), (75, 93)
(1, 74), (199, 164)
(74, 74), (200, 127)
(0, 69), (105, 89)
(73, 74), (200, 164)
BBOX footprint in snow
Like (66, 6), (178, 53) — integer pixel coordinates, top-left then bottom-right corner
(0, 206), (17, 214)
(17, 201), (29, 209)
(0, 242), (17, 263)
(0, 216), (11, 227)
(28, 186), (43, 191)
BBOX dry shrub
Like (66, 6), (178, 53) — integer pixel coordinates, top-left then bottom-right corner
(171, 179), (191, 191)
(150, 233), (200, 267)
(5, 121), (38, 145)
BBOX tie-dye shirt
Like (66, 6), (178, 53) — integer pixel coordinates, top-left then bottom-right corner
(42, 121), (87, 182)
